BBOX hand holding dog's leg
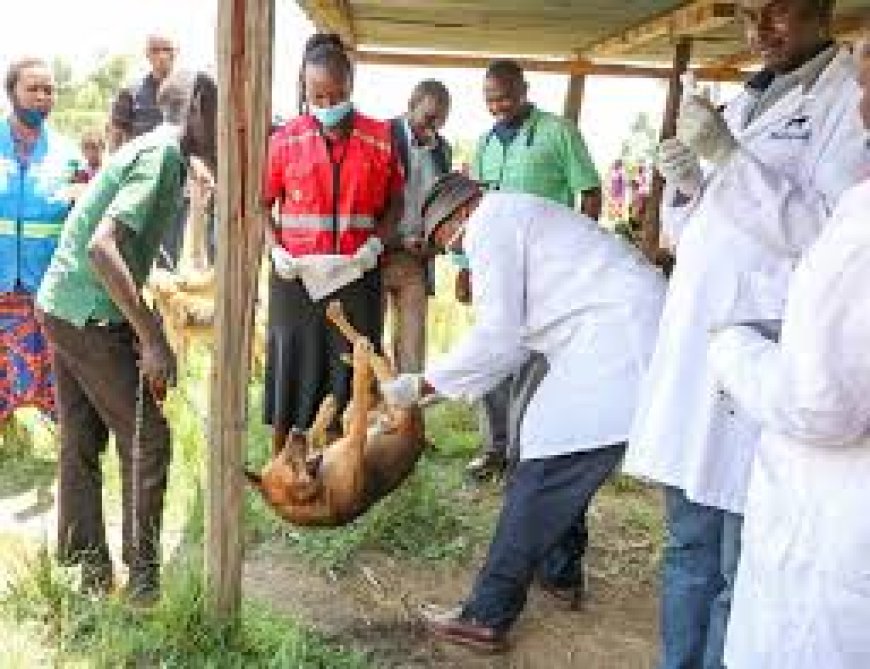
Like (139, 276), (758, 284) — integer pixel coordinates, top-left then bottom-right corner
(326, 300), (396, 383)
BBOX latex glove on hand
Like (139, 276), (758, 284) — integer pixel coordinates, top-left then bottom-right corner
(270, 245), (301, 280)
(352, 237), (384, 272)
(657, 138), (703, 198)
(676, 94), (738, 166)
(380, 373), (424, 408)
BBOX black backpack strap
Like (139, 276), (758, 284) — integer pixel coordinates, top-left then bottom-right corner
(432, 135), (451, 174)
(390, 117), (411, 176)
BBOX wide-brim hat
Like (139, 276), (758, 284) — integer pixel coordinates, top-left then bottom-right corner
(421, 172), (482, 241)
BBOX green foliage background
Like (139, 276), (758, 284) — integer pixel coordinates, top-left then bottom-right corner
(50, 54), (131, 140)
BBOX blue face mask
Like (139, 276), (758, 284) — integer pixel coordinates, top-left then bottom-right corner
(14, 105), (47, 129)
(312, 100), (353, 128)
(449, 251), (470, 270)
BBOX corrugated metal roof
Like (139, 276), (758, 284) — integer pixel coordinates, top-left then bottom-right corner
(298, 0), (869, 67)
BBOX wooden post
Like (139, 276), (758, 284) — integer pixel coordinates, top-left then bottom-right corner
(563, 72), (586, 125)
(206, 0), (273, 618)
(641, 37), (692, 262)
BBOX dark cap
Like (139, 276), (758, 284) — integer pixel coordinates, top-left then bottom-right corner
(421, 172), (482, 241)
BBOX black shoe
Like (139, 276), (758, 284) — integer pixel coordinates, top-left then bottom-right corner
(124, 566), (160, 607)
(465, 451), (507, 482)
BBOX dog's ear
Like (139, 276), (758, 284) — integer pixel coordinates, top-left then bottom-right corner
(243, 468), (263, 489)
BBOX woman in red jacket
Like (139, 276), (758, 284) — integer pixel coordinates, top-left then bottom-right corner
(262, 33), (403, 455)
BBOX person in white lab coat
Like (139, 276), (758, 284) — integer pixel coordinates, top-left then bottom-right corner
(713, 38), (870, 669)
(379, 172), (665, 651)
(622, 1), (869, 667)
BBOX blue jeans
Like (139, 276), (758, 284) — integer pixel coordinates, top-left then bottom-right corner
(660, 486), (743, 669)
(462, 444), (625, 632)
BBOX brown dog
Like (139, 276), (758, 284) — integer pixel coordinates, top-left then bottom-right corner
(244, 301), (425, 527)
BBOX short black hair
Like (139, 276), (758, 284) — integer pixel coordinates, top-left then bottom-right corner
(4, 57), (49, 99)
(409, 79), (450, 111)
(298, 32), (353, 114)
(805, 0), (836, 18)
(191, 72), (218, 171)
(485, 59), (525, 86)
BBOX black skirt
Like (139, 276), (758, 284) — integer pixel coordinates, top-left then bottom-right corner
(264, 267), (382, 431)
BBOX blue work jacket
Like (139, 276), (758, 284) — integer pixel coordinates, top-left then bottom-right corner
(0, 118), (79, 293)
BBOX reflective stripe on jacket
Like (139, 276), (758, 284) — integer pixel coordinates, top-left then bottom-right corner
(0, 118), (78, 293)
(265, 112), (399, 256)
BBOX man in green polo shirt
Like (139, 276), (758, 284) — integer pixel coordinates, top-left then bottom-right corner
(473, 60), (602, 216)
(36, 70), (215, 604)
(467, 58), (602, 605)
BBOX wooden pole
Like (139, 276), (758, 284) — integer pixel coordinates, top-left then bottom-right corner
(562, 73), (586, 125)
(641, 37), (692, 262)
(207, 0), (273, 618)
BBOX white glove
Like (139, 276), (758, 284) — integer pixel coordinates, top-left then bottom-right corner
(352, 237), (384, 272)
(270, 245), (300, 280)
(676, 94), (737, 166)
(657, 138), (703, 198)
(380, 373), (423, 408)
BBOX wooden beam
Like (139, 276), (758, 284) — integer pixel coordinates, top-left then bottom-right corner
(641, 37), (692, 263)
(352, 49), (746, 82)
(588, 1), (735, 58)
(207, 0), (273, 619)
(563, 72), (586, 125)
(299, 0), (356, 47)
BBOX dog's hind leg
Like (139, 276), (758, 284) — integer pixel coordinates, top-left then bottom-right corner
(308, 394), (337, 453)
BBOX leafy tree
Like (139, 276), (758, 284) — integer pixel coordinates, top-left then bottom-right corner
(51, 54), (131, 140)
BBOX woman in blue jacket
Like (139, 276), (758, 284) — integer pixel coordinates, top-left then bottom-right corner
(0, 57), (79, 425)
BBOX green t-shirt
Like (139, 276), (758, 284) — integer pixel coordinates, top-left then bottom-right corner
(472, 107), (600, 208)
(37, 128), (184, 326)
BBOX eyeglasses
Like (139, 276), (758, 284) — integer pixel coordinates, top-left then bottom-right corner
(148, 46), (175, 55)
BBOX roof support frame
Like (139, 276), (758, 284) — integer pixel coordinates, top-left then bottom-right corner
(352, 48), (746, 81)
(586, 0), (736, 58)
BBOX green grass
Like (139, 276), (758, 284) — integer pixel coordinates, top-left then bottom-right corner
(0, 348), (372, 667)
(0, 547), (369, 668)
(0, 273), (665, 662)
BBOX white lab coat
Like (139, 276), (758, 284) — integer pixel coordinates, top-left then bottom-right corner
(708, 181), (870, 668)
(426, 193), (666, 460)
(623, 47), (869, 513)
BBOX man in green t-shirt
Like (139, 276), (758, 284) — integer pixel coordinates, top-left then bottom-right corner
(466, 59), (602, 605)
(36, 70), (216, 604)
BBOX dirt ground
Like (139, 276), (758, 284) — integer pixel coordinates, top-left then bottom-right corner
(243, 542), (659, 669)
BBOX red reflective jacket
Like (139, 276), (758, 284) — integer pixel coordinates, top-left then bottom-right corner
(264, 112), (402, 256)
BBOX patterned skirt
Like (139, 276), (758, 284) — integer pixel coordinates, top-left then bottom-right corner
(0, 292), (56, 421)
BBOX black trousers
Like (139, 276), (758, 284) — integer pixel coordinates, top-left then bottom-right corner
(264, 268), (382, 431)
(482, 355), (592, 587)
(463, 443), (626, 632)
(42, 314), (171, 573)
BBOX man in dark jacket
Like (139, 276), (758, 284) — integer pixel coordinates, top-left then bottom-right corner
(383, 80), (452, 374)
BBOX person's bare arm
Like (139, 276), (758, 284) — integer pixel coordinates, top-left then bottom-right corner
(88, 218), (176, 398)
(580, 187), (603, 221)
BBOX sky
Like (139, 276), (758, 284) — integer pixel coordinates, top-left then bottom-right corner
(0, 0), (674, 170)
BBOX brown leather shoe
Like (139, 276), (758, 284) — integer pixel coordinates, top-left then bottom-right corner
(420, 605), (507, 653)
